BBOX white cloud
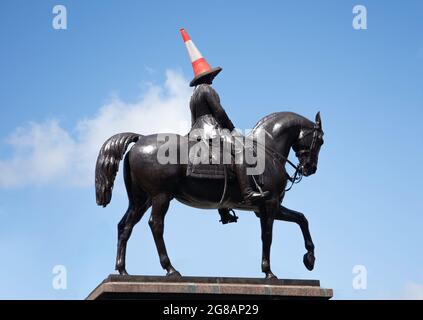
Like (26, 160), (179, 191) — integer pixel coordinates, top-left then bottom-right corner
(403, 282), (423, 300)
(0, 70), (191, 188)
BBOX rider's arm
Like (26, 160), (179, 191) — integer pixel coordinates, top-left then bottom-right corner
(205, 86), (235, 131)
(190, 101), (196, 127)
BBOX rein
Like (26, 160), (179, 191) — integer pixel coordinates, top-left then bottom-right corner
(254, 125), (320, 192)
(251, 140), (302, 193)
(265, 145), (302, 192)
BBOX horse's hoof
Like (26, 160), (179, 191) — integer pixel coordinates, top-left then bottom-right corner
(166, 269), (182, 278)
(265, 272), (278, 280)
(117, 268), (129, 276)
(303, 252), (315, 271)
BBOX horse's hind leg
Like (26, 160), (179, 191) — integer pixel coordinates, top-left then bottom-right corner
(275, 205), (315, 271)
(115, 196), (151, 275)
(148, 193), (180, 277)
(115, 154), (151, 275)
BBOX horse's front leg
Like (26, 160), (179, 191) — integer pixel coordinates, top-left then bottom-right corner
(258, 200), (278, 279)
(275, 205), (315, 271)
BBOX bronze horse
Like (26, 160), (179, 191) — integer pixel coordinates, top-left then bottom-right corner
(95, 111), (324, 279)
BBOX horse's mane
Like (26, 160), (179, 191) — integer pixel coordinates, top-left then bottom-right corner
(251, 112), (314, 135)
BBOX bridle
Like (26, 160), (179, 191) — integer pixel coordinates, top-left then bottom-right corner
(267, 124), (321, 192)
(295, 124), (321, 164)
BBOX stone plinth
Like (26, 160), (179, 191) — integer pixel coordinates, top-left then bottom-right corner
(86, 275), (333, 300)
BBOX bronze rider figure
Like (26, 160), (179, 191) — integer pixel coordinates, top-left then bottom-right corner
(181, 28), (269, 224)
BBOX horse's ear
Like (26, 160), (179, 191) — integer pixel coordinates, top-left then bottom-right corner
(315, 111), (322, 129)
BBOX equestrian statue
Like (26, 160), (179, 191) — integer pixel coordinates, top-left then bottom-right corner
(95, 28), (325, 279)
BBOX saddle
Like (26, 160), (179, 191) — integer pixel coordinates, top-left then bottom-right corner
(186, 137), (235, 179)
(186, 133), (264, 188)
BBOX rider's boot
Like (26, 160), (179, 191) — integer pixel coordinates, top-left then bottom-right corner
(235, 164), (270, 203)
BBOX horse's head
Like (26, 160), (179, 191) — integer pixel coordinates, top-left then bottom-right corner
(292, 112), (324, 177)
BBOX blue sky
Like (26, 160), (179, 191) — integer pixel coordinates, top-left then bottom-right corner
(0, 0), (422, 299)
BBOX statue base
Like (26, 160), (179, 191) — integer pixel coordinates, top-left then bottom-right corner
(86, 275), (333, 300)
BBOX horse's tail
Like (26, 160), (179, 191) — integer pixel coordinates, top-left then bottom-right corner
(95, 132), (141, 207)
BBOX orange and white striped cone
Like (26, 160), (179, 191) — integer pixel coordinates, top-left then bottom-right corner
(180, 28), (222, 87)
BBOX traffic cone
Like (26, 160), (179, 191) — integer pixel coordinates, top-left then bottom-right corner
(180, 28), (222, 87)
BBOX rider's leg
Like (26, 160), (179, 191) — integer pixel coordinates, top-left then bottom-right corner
(235, 163), (269, 202)
(231, 132), (269, 203)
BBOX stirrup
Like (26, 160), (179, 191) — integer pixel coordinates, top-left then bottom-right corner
(219, 209), (238, 225)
